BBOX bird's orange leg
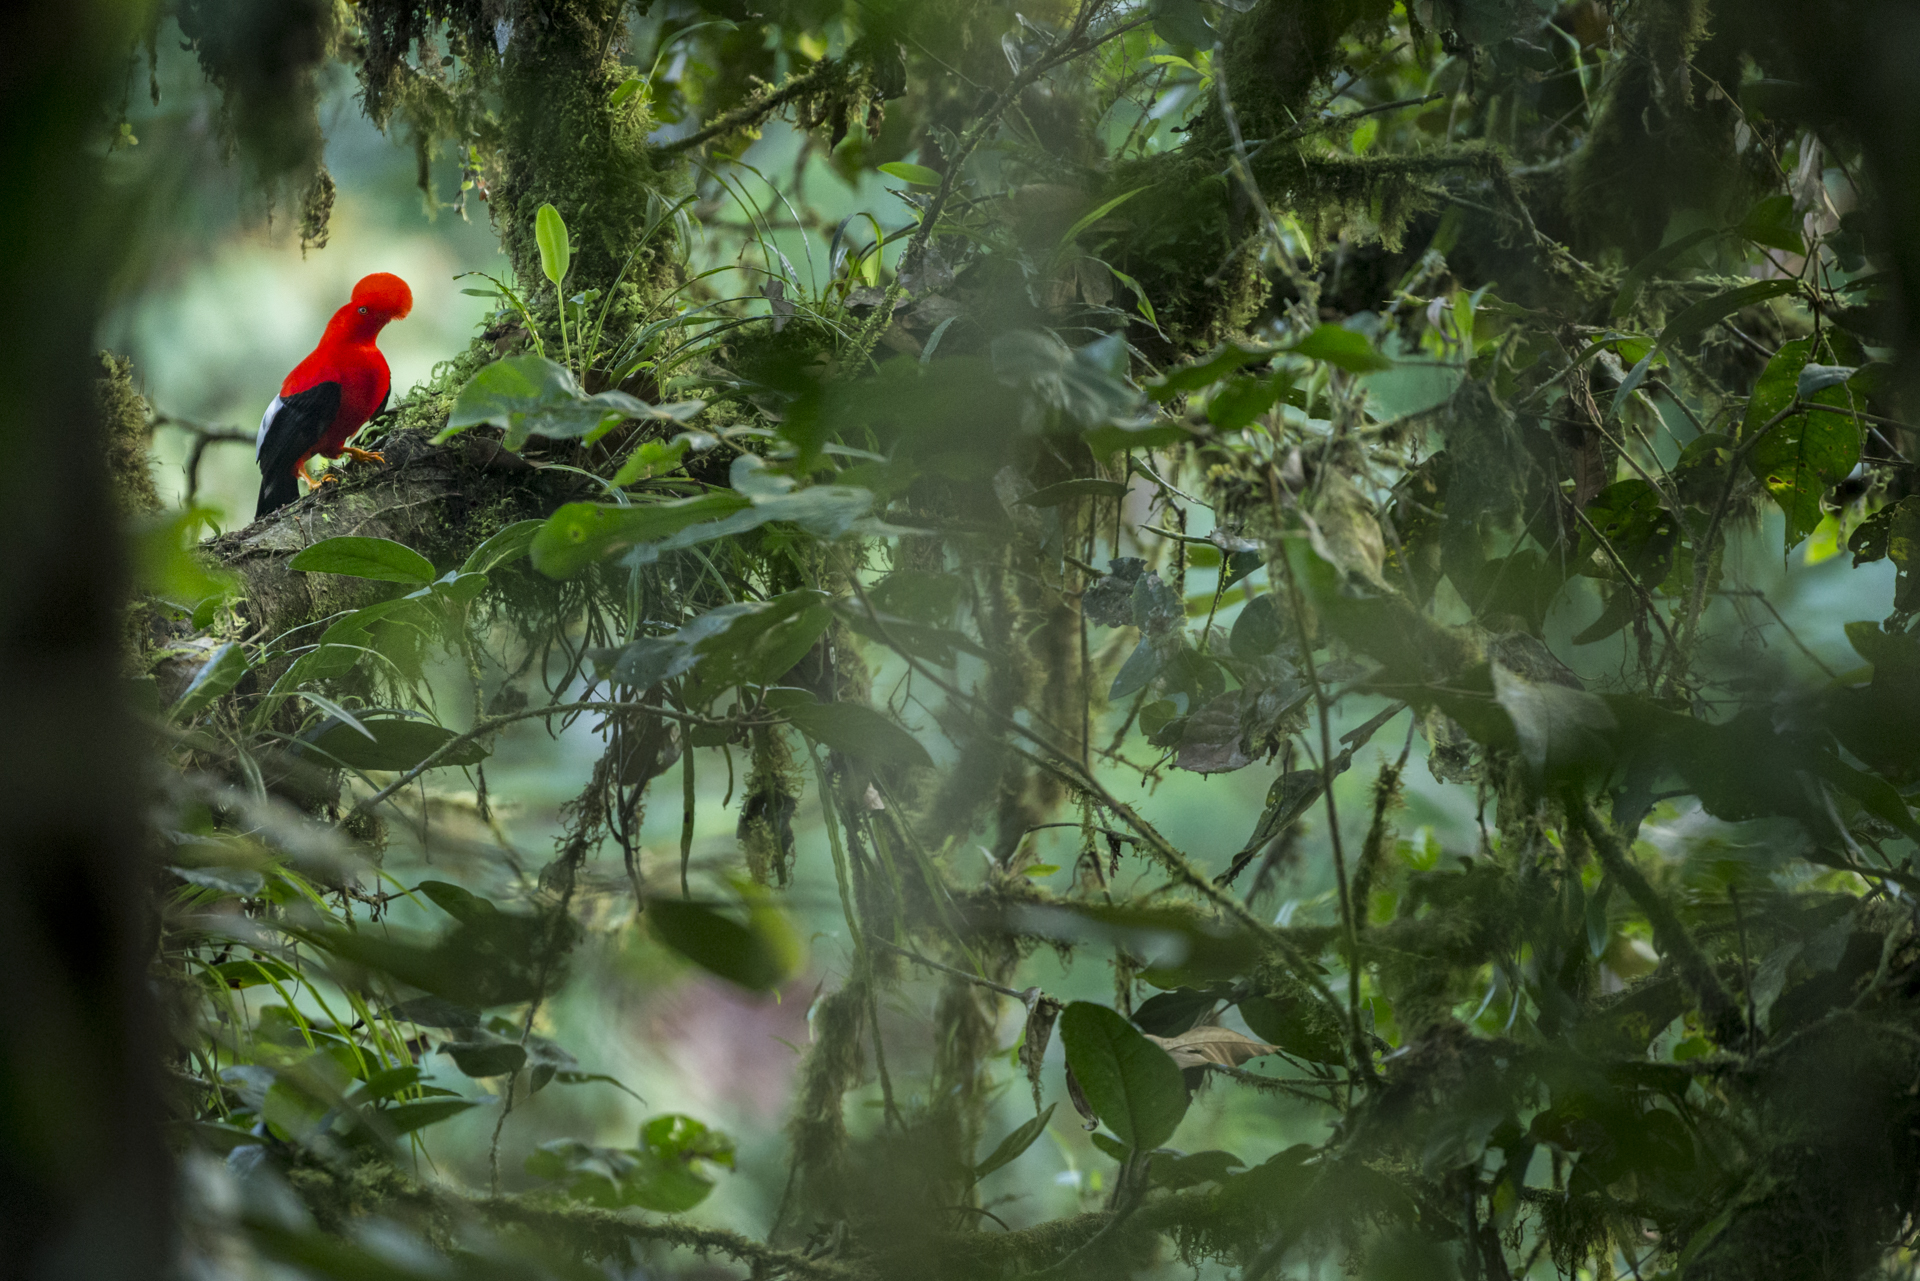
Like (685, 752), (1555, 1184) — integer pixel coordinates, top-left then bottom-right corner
(300, 459), (339, 490)
(342, 444), (386, 465)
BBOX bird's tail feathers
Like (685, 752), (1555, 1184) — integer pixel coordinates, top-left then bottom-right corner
(256, 470), (300, 521)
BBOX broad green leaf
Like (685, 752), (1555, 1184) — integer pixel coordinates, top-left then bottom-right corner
(1490, 662), (1616, 782)
(1084, 422), (1191, 457)
(1238, 994), (1347, 1065)
(462, 519), (545, 574)
(311, 915), (551, 1008)
(416, 880), (499, 923)
(1145, 343), (1273, 402)
(1207, 374), (1285, 430)
(288, 536), (436, 585)
(1736, 193), (1807, 255)
(878, 161), (941, 186)
(783, 699), (934, 770)
(1229, 595), (1285, 659)
(346, 1065), (423, 1106)
(531, 491), (751, 578)
(536, 202), (571, 286)
(628, 1114), (736, 1212)
(443, 1036), (528, 1078)
(442, 354), (700, 451)
(171, 642), (249, 722)
(974, 1103), (1057, 1181)
(1287, 324), (1393, 372)
(1110, 636), (1167, 700)
(610, 76), (644, 106)
(647, 897), (803, 991)
(1058, 1001), (1189, 1150)
(1742, 338), (1811, 438)
(132, 506), (239, 616)
(1657, 279), (1799, 349)
(1150, 0), (1216, 48)
(309, 716), (489, 771)
(382, 1098), (478, 1135)
(1743, 339), (1860, 548)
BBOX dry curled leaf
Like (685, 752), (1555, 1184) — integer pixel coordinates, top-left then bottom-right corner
(1020, 994), (1063, 1115)
(1145, 1026), (1279, 1070)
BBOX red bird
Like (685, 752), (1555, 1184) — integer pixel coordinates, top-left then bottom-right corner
(254, 272), (413, 519)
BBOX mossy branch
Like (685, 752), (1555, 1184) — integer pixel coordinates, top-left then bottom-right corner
(659, 58), (847, 156)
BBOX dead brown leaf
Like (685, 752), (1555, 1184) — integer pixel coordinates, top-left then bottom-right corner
(1146, 1025), (1279, 1070)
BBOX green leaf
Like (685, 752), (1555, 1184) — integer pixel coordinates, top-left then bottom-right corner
(1656, 279), (1799, 349)
(610, 76), (644, 106)
(531, 491), (751, 578)
(443, 1036), (528, 1078)
(173, 864), (266, 897)
(1084, 422), (1191, 457)
(1490, 661), (1617, 782)
(171, 643), (249, 722)
(647, 897), (803, 991)
(1742, 338), (1811, 438)
(132, 507), (239, 616)
(974, 1103), (1057, 1181)
(442, 354), (701, 451)
(1736, 193), (1807, 255)
(1110, 636), (1167, 700)
(462, 520), (545, 574)
(1058, 1001), (1189, 1150)
(783, 699), (934, 770)
(589, 592), (827, 690)
(1238, 994), (1346, 1064)
(1207, 374), (1285, 430)
(1018, 478), (1129, 507)
(1743, 339), (1861, 548)
(1287, 324), (1393, 372)
(627, 1114), (736, 1212)
(536, 202), (571, 286)
(288, 536), (436, 585)
(1145, 343), (1273, 402)
(1611, 228), (1720, 317)
(1229, 595), (1285, 659)
(416, 879), (499, 923)
(1057, 186), (1146, 250)
(309, 716), (489, 771)
(878, 161), (941, 187)
(381, 1098), (478, 1135)
(1150, 0), (1216, 48)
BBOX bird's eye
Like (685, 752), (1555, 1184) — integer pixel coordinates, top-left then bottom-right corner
(358, 306), (369, 314)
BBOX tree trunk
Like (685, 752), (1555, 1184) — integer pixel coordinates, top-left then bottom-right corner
(0, 1), (170, 1276)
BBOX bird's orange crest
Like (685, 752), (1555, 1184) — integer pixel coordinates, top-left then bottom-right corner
(351, 272), (413, 320)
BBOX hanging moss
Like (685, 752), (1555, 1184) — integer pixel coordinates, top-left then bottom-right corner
(174, 0), (338, 247)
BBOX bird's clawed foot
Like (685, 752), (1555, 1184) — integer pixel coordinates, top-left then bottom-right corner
(343, 445), (387, 465)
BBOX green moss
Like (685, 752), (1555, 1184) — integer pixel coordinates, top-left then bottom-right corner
(96, 352), (159, 516)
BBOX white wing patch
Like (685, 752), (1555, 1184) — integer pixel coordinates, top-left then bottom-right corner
(256, 395), (283, 459)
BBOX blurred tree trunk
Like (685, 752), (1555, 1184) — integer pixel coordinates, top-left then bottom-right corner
(0, 1), (169, 1276)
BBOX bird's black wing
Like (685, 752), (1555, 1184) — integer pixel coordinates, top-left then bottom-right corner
(254, 381), (342, 519)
